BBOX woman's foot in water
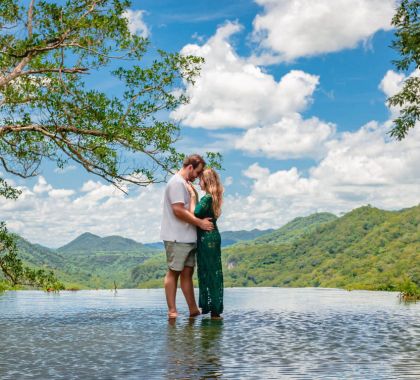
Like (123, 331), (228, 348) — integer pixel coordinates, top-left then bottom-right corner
(211, 313), (223, 320)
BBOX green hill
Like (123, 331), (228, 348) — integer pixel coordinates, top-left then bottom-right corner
(251, 212), (337, 245)
(131, 205), (419, 292)
(15, 236), (65, 268)
(222, 205), (419, 290)
(57, 232), (151, 254)
(219, 229), (274, 247)
(8, 204), (419, 293)
(130, 210), (339, 288)
(142, 229), (275, 250)
(12, 233), (161, 289)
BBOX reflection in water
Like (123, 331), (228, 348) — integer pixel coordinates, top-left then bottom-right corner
(166, 318), (223, 379)
(0, 288), (419, 379)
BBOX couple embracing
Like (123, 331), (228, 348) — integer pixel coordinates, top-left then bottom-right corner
(160, 154), (224, 320)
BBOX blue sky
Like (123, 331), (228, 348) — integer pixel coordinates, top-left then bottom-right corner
(2, 0), (420, 247)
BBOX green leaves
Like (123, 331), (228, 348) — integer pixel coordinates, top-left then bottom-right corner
(0, 0), (214, 288)
(388, 0), (420, 139)
(0, 0), (208, 187)
(0, 222), (64, 291)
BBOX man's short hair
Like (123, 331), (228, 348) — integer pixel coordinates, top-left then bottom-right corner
(183, 154), (206, 169)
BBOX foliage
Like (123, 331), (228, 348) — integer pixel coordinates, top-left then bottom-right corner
(16, 233), (161, 289)
(9, 205), (420, 297)
(388, 0), (420, 139)
(131, 205), (419, 296)
(0, 222), (64, 291)
(251, 212), (337, 245)
(0, 0), (209, 186)
(398, 277), (420, 301)
(0, 0), (219, 287)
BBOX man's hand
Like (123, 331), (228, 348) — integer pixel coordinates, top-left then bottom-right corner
(172, 204), (213, 230)
(199, 217), (214, 231)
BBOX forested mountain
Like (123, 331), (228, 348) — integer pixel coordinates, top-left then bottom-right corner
(57, 232), (152, 254)
(219, 229), (275, 246)
(251, 212), (337, 245)
(142, 228), (275, 250)
(12, 233), (160, 289)
(131, 205), (419, 291)
(8, 204), (419, 292)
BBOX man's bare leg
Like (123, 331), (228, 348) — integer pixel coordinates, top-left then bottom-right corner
(164, 269), (180, 318)
(180, 266), (200, 317)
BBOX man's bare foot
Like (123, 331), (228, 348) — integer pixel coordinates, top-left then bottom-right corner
(168, 311), (178, 319)
(189, 309), (201, 318)
(211, 313), (223, 320)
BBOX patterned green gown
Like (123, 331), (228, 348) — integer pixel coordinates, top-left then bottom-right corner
(194, 194), (224, 315)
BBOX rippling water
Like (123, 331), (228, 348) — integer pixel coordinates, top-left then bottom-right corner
(0, 288), (419, 379)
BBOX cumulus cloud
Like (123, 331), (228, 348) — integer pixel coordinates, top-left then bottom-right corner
(123, 9), (149, 37)
(171, 22), (320, 129)
(251, 0), (396, 63)
(218, 120), (420, 232)
(379, 69), (420, 117)
(235, 114), (335, 159)
(0, 178), (164, 247)
(224, 176), (233, 187)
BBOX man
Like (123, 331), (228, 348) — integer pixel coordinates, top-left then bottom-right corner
(160, 154), (213, 319)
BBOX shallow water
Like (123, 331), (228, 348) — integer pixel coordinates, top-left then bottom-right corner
(0, 288), (419, 379)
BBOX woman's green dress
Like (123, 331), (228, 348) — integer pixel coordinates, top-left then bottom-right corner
(194, 194), (224, 315)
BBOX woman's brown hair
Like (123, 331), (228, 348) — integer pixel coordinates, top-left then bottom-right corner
(201, 168), (224, 218)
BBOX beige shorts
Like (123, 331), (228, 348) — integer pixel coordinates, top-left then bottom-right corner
(164, 241), (197, 272)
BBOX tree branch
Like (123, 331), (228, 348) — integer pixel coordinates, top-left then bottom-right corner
(27, 0), (35, 38)
(21, 67), (89, 75)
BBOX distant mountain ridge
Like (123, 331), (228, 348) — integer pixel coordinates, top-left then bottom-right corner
(130, 205), (420, 291)
(252, 212), (337, 245)
(11, 204), (420, 291)
(57, 232), (152, 253)
(143, 229), (275, 250)
(220, 229), (275, 247)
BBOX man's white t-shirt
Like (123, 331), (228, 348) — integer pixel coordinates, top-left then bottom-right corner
(160, 173), (197, 243)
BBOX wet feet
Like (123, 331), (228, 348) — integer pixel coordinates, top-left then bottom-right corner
(189, 309), (201, 318)
(167, 311), (178, 319)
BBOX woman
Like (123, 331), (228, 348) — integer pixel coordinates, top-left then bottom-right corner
(187, 168), (224, 319)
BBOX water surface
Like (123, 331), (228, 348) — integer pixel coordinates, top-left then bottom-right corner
(0, 288), (419, 379)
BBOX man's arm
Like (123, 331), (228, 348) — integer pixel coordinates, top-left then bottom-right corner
(172, 203), (213, 231)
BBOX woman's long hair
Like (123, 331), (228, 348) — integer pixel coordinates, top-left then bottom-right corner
(201, 168), (224, 219)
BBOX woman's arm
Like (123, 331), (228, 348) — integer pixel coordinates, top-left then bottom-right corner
(186, 182), (198, 213)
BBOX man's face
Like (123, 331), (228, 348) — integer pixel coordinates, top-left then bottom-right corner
(188, 163), (204, 182)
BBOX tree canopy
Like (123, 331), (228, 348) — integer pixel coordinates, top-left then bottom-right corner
(0, 0), (209, 187)
(388, 0), (420, 139)
(0, 0), (217, 289)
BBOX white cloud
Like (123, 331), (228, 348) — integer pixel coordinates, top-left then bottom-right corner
(2, 117), (419, 246)
(171, 22), (320, 129)
(33, 176), (52, 194)
(219, 120), (420, 232)
(224, 176), (233, 187)
(0, 178), (164, 247)
(251, 0), (396, 63)
(48, 189), (75, 198)
(54, 165), (76, 174)
(379, 69), (420, 117)
(235, 114), (335, 159)
(379, 70), (406, 99)
(123, 9), (149, 38)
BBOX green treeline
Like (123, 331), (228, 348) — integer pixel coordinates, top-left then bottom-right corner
(2, 205), (419, 297)
(132, 205), (419, 296)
